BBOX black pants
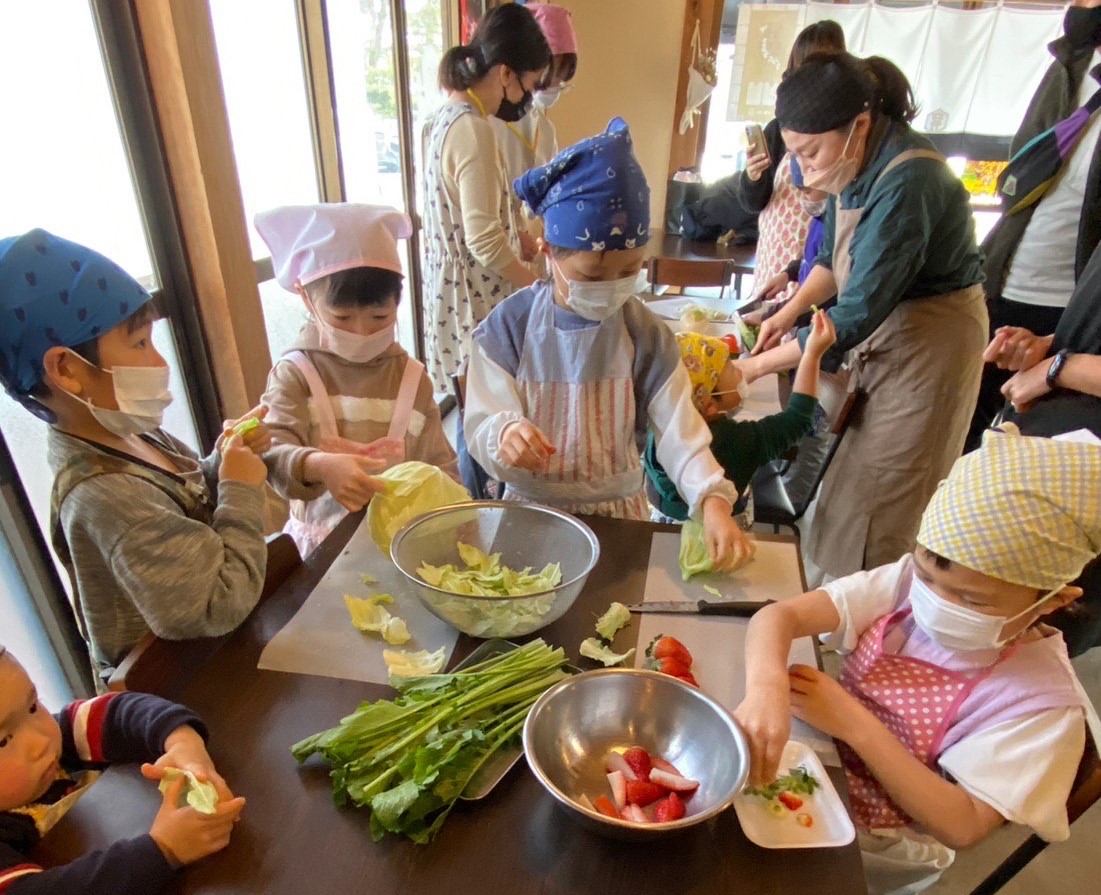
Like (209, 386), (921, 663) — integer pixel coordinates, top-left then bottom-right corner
(963, 295), (1065, 453)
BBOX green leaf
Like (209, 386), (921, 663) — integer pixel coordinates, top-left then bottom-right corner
(594, 601), (631, 642)
(158, 768), (218, 815)
(678, 519), (713, 581)
(579, 638), (635, 667)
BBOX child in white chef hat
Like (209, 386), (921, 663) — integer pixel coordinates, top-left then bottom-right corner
(257, 203), (459, 557)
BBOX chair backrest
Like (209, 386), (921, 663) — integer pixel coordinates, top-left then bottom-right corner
(107, 532), (302, 696)
(792, 387), (866, 519)
(648, 257), (736, 300)
(969, 726), (1101, 895)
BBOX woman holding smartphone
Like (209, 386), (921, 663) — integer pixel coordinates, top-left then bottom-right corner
(736, 21), (846, 301)
(741, 52), (986, 586)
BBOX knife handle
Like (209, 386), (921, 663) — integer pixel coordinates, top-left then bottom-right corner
(697, 599), (775, 616)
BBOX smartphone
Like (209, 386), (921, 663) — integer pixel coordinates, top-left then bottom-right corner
(745, 123), (770, 162)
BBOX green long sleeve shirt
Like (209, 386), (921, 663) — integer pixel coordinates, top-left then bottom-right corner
(798, 122), (985, 372)
(643, 392), (818, 521)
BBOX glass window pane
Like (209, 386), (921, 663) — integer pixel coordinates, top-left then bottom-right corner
(209, 0), (320, 259)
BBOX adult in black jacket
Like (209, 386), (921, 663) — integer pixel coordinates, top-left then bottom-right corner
(965, 2), (1101, 451)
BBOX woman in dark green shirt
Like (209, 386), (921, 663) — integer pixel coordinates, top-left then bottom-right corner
(739, 53), (987, 585)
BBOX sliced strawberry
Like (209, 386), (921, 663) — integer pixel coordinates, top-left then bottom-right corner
(795, 812), (814, 828)
(651, 656), (693, 678)
(650, 756), (683, 776)
(625, 779), (668, 807)
(622, 746), (652, 780)
(646, 635), (693, 667)
(778, 791), (803, 812)
(607, 770), (627, 811)
(653, 791), (686, 823)
(604, 751), (639, 781)
(672, 671), (699, 687)
(621, 803), (650, 824)
(593, 795), (619, 819)
(649, 768), (700, 793)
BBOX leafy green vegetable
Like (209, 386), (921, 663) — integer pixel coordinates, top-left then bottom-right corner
(365, 461), (471, 552)
(159, 768), (219, 815)
(703, 584), (722, 597)
(344, 594), (411, 645)
(680, 304), (729, 324)
(417, 542), (562, 598)
(678, 519), (713, 581)
(737, 318), (758, 353)
(579, 637), (635, 667)
(743, 765), (821, 800)
(292, 639), (569, 843)
(360, 572), (378, 586)
(232, 417), (260, 437)
(594, 602), (631, 641)
(384, 647), (447, 678)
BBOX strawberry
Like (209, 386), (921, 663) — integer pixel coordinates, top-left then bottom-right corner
(650, 756), (683, 776)
(672, 671), (699, 687)
(622, 746), (652, 780)
(795, 813), (814, 828)
(607, 771), (627, 811)
(778, 791), (803, 812)
(649, 768), (700, 793)
(720, 334), (741, 355)
(625, 779), (669, 807)
(622, 803), (650, 824)
(593, 795), (619, 819)
(651, 656), (693, 678)
(646, 635), (693, 667)
(604, 751), (638, 781)
(654, 791), (686, 822)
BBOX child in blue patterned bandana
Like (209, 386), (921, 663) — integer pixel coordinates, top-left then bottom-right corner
(0, 230), (269, 685)
(0, 645), (245, 894)
(464, 118), (753, 569)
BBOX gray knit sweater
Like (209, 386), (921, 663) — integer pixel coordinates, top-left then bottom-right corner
(47, 428), (267, 679)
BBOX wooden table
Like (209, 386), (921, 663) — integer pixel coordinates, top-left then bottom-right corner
(37, 515), (867, 895)
(657, 234), (757, 301)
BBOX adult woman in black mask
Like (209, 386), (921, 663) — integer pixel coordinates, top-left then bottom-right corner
(423, 4), (550, 496)
(739, 53), (986, 586)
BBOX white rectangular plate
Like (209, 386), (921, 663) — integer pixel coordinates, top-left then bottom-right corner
(733, 740), (855, 849)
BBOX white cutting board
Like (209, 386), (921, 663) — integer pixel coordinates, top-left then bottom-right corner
(257, 518), (459, 685)
(637, 533), (840, 765)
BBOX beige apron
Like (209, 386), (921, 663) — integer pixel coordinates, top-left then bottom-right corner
(806, 150), (988, 580)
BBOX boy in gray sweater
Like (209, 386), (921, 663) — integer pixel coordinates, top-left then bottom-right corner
(0, 229), (270, 686)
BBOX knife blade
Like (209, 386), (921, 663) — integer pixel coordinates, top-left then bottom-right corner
(624, 599), (774, 617)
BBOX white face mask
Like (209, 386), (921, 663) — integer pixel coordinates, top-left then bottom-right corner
(908, 571), (1062, 652)
(67, 353), (173, 438)
(534, 86), (563, 111)
(551, 257), (641, 322)
(315, 317), (396, 363)
(801, 196), (828, 218)
(803, 121), (863, 195)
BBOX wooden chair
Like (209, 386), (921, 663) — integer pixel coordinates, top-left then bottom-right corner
(107, 532), (301, 696)
(750, 388), (867, 535)
(648, 257), (738, 302)
(969, 731), (1101, 894)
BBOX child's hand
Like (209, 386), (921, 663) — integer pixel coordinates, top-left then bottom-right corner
(499, 420), (556, 472)
(218, 404), (272, 456)
(150, 775), (245, 867)
(734, 684), (791, 788)
(803, 308), (836, 360)
(701, 496), (756, 571)
(304, 452), (386, 511)
(788, 664), (872, 742)
(219, 434), (268, 487)
(142, 725), (234, 802)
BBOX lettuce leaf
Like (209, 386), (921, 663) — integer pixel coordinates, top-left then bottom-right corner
(678, 519), (713, 581)
(366, 461), (471, 552)
(383, 647), (448, 678)
(158, 768), (218, 815)
(344, 594), (410, 645)
(594, 602), (631, 641)
(416, 543), (562, 598)
(579, 637), (635, 667)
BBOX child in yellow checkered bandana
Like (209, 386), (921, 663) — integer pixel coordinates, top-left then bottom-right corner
(735, 425), (1101, 895)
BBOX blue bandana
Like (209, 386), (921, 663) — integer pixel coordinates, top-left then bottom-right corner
(0, 229), (152, 421)
(789, 155), (805, 189)
(514, 117), (650, 252)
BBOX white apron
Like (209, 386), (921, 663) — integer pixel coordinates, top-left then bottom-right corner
(282, 350), (424, 557)
(504, 290), (649, 520)
(806, 149), (988, 580)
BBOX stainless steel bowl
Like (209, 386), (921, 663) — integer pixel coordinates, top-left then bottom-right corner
(523, 669), (750, 840)
(389, 501), (599, 638)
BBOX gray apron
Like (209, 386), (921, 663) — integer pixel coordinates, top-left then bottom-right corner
(806, 150), (988, 580)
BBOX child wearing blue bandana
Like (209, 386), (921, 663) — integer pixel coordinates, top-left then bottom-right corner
(464, 119), (752, 567)
(0, 231), (269, 686)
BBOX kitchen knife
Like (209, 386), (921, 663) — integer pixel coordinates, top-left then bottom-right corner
(624, 599), (774, 617)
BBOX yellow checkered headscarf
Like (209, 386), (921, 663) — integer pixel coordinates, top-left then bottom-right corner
(918, 425), (1101, 591)
(675, 332), (731, 411)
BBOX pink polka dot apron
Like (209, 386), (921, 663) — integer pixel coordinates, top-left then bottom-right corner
(838, 608), (1013, 829)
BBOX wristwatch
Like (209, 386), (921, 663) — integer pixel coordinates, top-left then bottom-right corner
(1046, 348), (1072, 389)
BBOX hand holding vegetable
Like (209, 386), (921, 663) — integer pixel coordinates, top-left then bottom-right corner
(752, 303), (796, 356)
(702, 497), (755, 572)
(149, 775), (245, 867)
(142, 724), (234, 802)
(304, 451), (387, 511)
(499, 419), (557, 472)
(733, 677), (792, 787)
(803, 307), (836, 360)
(218, 434), (268, 487)
(218, 404), (271, 455)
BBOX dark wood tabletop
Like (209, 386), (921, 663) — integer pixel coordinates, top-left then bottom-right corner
(36, 514), (867, 895)
(658, 234), (757, 272)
